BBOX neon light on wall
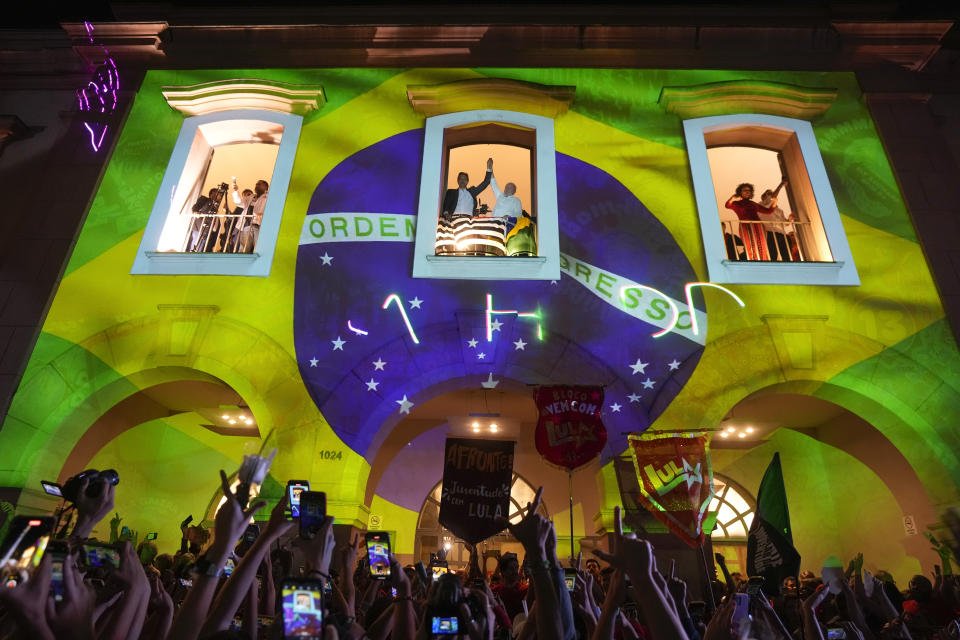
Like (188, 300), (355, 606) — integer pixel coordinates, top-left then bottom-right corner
(683, 282), (745, 336)
(382, 294), (420, 344)
(76, 22), (120, 152)
(486, 294), (543, 341)
(347, 321), (368, 336)
(619, 285), (681, 339)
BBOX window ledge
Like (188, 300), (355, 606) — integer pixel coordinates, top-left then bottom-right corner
(717, 260), (850, 286)
(422, 255), (554, 280)
(140, 251), (263, 276)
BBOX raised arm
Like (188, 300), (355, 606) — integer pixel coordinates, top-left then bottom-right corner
(473, 158), (493, 195)
(166, 470), (266, 640)
(490, 175), (503, 199)
(200, 495), (293, 636)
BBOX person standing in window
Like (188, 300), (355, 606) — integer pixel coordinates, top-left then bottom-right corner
(725, 183), (772, 261)
(758, 179), (795, 262)
(232, 179), (269, 253)
(440, 158), (492, 220)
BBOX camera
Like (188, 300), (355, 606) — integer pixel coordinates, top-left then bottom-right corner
(61, 469), (119, 503)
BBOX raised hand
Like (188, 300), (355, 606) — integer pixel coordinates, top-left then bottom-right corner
(47, 552), (98, 640)
(592, 507), (656, 580)
(486, 157), (493, 170)
(0, 552), (55, 640)
(301, 515), (336, 577)
(263, 493), (294, 540)
(213, 469), (266, 552)
(72, 476), (116, 538)
(500, 487), (550, 560)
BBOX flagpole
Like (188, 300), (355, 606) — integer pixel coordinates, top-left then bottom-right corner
(698, 545), (717, 617)
(568, 469), (575, 561)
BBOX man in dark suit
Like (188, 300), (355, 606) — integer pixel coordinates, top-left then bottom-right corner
(441, 157), (493, 220)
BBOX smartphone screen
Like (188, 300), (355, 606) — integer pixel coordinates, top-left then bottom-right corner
(287, 481), (310, 518)
(365, 532), (391, 579)
(49, 545), (66, 602)
(746, 576), (764, 596)
(431, 562), (448, 582)
(299, 491), (326, 539)
(0, 516), (55, 569)
(41, 481), (63, 497)
(282, 580), (323, 639)
(827, 629), (847, 640)
(564, 568), (576, 592)
(145, 532), (158, 541)
(179, 578), (193, 587)
(224, 556), (236, 577)
(431, 616), (459, 635)
(81, 544), (121, 570)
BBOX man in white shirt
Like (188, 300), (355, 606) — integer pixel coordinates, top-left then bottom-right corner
(232, 179), (269, 253)
(488, 175), (522, 220)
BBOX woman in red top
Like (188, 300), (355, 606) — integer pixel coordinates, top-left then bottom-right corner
(725, 183), (774, 261)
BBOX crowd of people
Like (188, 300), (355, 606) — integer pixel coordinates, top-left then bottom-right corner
(1, 469), (959, 640)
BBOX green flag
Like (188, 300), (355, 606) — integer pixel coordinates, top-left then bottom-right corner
(747, 452), (801, 595)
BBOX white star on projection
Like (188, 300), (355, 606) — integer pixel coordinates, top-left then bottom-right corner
(396, 395), (414, 414)
(641, 378), (656, 389)
(309, 358), (318, 367)
(481, 373), (500, 389)
(627, 393), (641, 403)
(629, 359), (649, 375)
(365, 379), (380, 391)
(682, 458), (702, 489)
(668, 359), (681, 371)
(610, 403), (622, 413)
(490, 318), (503, 332)
(513, 339), (527, 351)
(408, 297), (423, 309)
(477, 352), (486, 360)
(320, 253), (333, 266)
(467, 339), (479, 348)
(331, 337), (346, 351)
(372, 358), (387, 371)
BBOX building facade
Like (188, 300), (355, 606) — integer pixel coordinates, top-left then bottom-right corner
(1, 7), (959, 580)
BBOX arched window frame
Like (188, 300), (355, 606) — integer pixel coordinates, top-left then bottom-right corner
(412, 109), (561, 280)
(709, 473), (757, 541)
(131, 109), (303, 276)
(684, 113), (860, 286)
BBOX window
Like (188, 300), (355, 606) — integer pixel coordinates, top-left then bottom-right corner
(685, 114), (859, 286)
(412, 110), (560, 280)
(709, 475), (756, 540)
(132, 109), (303, 276)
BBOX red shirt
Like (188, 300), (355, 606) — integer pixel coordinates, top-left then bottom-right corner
(725, 199), (774, 221)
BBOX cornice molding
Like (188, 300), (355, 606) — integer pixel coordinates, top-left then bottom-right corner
(161, 79), (326, 117)
(659, 80), (839, 120)
(407, 78), (576, 118)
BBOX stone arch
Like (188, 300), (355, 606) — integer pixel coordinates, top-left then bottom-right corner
(652, 318), (960, 511)
(2, 309), (350, 512)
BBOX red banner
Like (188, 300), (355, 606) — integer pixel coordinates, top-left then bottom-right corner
(534, 385), (607, 470)
(627, 431), (713, 548)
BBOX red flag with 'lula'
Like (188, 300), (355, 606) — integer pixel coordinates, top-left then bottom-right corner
(534, 385), (607, 471)
(627, 431), (714, 548)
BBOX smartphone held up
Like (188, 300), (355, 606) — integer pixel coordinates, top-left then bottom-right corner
(365, 531), (391, 580)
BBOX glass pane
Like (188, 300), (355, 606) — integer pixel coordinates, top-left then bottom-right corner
(717, 504), (736, 526)
(419, 501), (439, 529)
(710, 524), (727, 538)
(725, 488), (750, 515)
(743, 512), (754, 529)
(511, 482), (535, 509)
(724, 521), (747, 538)
(709, 498), (721, 511)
